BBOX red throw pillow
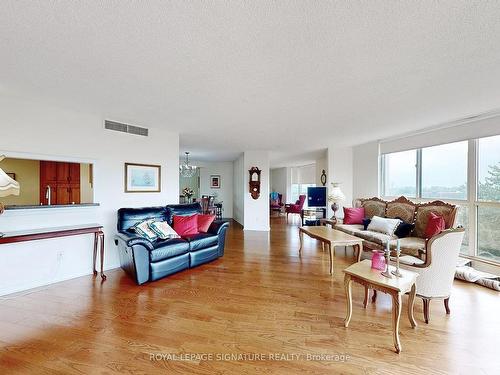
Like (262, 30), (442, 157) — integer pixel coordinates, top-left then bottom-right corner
(425, 212), (445, 239)
(343, 207), (365, 225)
(173, 215), (199, 236)
(197, 214), (216, 233)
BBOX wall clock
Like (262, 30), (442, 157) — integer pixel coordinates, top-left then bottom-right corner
(248, 167), (261, 200)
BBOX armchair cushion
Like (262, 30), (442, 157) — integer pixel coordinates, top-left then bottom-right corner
(398, 255), (425, 266)
(389, 237), (426, 257)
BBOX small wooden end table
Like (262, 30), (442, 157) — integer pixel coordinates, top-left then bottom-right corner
(343, 260), (418, 353)
(299, 226), (363, 274)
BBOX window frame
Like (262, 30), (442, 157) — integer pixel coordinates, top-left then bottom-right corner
(380, 138), (500, 266)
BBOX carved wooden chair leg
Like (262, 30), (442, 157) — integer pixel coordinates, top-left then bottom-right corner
(423, 298), (431, 324)
(371, 289), (377, 303)
(444, 297), (450, 315)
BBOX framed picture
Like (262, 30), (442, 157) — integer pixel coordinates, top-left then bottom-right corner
(210, 175), (221, 189)
(125, 163), (161, 193)
(6, 173), (16, 181)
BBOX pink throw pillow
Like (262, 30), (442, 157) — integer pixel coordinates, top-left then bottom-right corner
(197, 214), (216, 233)
(425, 212), (445, 239)
(343, 207), (365, 225)
(173, 215), (199, 237)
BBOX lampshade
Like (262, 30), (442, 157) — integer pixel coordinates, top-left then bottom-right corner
(0, 156), (20, 198)
(328, 183), (345, 202)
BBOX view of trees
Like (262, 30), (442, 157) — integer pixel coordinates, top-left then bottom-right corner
(477, 162), (500, 261)
(385, 162), (500, 262)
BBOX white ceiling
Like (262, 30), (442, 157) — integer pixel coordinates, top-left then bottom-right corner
(2, 1), (500, 162)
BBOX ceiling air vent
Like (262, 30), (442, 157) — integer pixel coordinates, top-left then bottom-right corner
(104, 120), (148, 137)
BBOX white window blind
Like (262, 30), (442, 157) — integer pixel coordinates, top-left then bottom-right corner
(379, 113), (500, 155)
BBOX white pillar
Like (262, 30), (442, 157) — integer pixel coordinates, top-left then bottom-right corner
(243, 150), (270, 231)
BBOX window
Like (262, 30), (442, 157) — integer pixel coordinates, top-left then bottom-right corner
(456, 205), (469, 255)
(380, 136), (500, 264)
(421, 141), (468, 200)
(477, 206), (500, 262)
(478, 135), (500, 202)
(382, 150), (417, 197)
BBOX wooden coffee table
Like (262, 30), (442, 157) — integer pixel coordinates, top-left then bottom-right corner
(298, 226), (363, 274)
(343, 260), (419, 353)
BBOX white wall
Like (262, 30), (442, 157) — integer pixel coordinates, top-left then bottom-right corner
(352, 141), (380, 199)
(270, 167), (288, 203)
(232, 154), (244, 226)
(0, 94), (179, 296)
(327, 146), (353, 217)
(193, 160), (233, 218)
(243, 151), (270, 231)
(315, 155), (328, 187)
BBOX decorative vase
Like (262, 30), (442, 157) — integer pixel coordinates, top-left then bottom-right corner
(371, 250), (386, 270)
(331, 202), (339, 220)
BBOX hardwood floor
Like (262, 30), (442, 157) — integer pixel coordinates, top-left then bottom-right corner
(1, 217), (499, 374)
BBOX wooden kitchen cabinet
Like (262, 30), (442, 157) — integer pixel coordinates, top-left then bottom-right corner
(40, 161), (81, 205)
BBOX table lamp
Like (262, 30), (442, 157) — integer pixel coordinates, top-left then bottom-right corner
(0, 155), (20, 237)
(328, 182), (345, 220)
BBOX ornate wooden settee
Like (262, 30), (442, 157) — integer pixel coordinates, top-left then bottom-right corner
(334, 196), (459, 259)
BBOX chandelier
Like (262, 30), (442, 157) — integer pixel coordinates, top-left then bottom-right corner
(179, 152), (197, 178)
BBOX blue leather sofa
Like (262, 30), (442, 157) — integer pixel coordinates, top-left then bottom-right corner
(114, 203), (229, 284)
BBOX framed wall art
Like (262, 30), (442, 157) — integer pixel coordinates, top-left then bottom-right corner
(210, 175), (221, 189)
(125, 163), (161, 193)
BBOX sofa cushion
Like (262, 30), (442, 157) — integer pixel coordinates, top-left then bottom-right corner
(183, 233), (219, 251)
(334, 224), (364, 236)
(150, 238), (190, 262)
(355, 230), (394, 246)
(117, 206), (169, 232)
(394, 220), (415, 238)
(360, 198), (387, 219)
(343, 207), (365, 224)
(362, 218), (371, 230)
(149, 221), (180, 240)
(367, 216), (401, 236)
(197, 214), (216, 233)
(413, 201), (456, 238)
(386, 197), (417, 223)
(389, 237), (426, 257)
(173, 214), (199, 236)
(133, 218), (158, 241)
(425, 212), (446, 239)
(165, 203), (202, 225)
